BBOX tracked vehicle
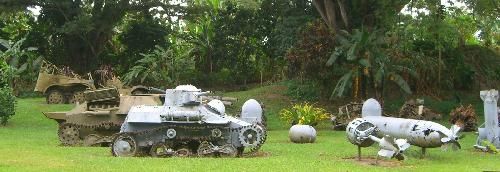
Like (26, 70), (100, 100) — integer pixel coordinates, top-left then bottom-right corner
(43, 87), (163, 146)
(35, 61), (158, 104)
(111, 85), (266, 157)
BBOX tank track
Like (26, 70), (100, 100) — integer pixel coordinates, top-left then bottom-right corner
(111, 124), (266, 157)
(58, 121), (122, 146)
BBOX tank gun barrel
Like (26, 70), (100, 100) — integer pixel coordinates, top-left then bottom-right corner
(194, 91), (210, 97)
(148, 87), (166, 94)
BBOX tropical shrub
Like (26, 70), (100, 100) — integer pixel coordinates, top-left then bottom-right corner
(285, 79), (320, 101)
(0, 87), (16, 125)
(0, 60), (16, 125)
(122, 46), (195, 88)
(279, 103), (330, 126)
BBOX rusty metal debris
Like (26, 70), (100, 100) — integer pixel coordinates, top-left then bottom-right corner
(39, 61), (87, 79)
(331, 101), (363, 130)
(398, 99), (441, 121)
(449, 104), (478, 132)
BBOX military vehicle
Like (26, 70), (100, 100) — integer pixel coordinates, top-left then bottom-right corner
(35, 61), (154, 104)
(43, 87), (163, 146)
(111, 85), (266, 157)
(35, 61), (96, 104)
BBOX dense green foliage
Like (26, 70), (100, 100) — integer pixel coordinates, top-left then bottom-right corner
(122, 45), (195, 87)
(0, 58), (16, 125)
(0, 37), (41, 95)
(0, 87), (16, 125)
(285, 79), (321, 102)
(0, 0), (498, 99)
(0, 0), (180, 73)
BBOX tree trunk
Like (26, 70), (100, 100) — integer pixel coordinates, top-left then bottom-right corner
(312, 0), (340, 32)
(438, 47), (441, 91)
(353, 68), (360, 100)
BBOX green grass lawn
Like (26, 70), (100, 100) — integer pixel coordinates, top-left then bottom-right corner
(0, 85), (499, 172)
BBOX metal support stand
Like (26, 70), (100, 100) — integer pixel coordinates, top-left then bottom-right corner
(357, 146), (362, 161)
(420, 147), (426, 159)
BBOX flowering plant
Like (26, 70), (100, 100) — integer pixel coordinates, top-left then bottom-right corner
(279, 103), (330, 126)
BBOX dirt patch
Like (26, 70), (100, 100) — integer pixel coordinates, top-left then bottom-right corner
(343, 156), (403, 167)
(241, 151), (272, 158)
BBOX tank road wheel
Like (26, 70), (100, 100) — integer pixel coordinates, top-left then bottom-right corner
(238, 124), (266, 153)
(175, 147), (192, 157)
(197, 142), (213, 157)
(47, 89), (64, 104)
(83, 134), (108, 147)
(68, 91), (85, 104)
(58, 123), (81, 146)
(219, 144), (238, 158)
(197, 142), (237, 158)
(112, 133), (138, 157)
(150, 143), (174, 158)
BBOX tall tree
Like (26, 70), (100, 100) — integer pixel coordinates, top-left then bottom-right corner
(312, 0), (409, 32)
(0, 0), (180, 72)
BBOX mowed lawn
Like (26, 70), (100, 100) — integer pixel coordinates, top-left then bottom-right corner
(1, 85), (499, 172)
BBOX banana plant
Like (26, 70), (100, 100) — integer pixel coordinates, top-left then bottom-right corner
(327, 29), (415, 100)
(327, 29), (380, 99)
(372, 51), (417, 100)
(123, 46), (173, 87)
(185, 0), (223, 74)
(0, 38), (42, 92)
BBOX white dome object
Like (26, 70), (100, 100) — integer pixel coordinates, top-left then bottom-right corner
(240, 99), (263, 124)
(362, 98), (382, 117)
(175, 85), (200, 92)
(289, 125), (317, 143)
(207, 99), (225, 115)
